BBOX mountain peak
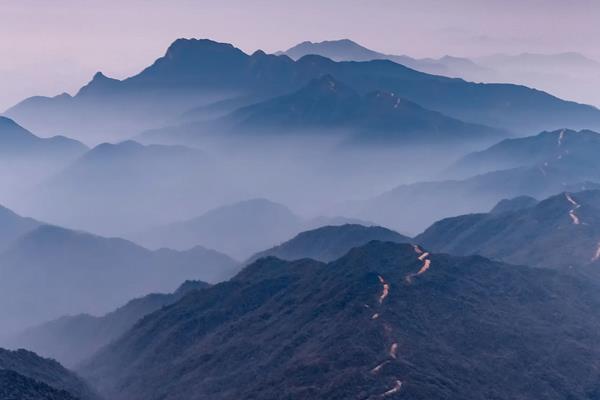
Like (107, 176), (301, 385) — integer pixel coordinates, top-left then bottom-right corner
(165, 38), (239, 58)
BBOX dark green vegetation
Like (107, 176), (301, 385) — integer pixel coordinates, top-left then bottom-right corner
(0, 370), (78, 400)
(80, 241), (600, 400)
(0, 348), (96, 400)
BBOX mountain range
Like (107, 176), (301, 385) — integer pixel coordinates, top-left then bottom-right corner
(79, 241), (600, 400)
(280, 39), (600, 108)
(279, 39), (488, 78)
(6, 38), (600, 144)
(226, 75), (504, 146)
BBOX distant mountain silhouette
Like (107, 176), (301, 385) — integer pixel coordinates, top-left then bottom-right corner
(0, 116), (86, 157)
(490, 195), (538, 214)
(0, 117), (87, 199)
(6, 281), (210, 368)
(280, 39), (487, 78)
(25, 140), (218, 235)
(132, 198), (303, 260)
(132, 199), (381, 260)
(449, 129), (600, 177)
(0, 348), (97, 400)
(416, 189), (600, 269)
(247, 224), (411, 264)
(0, 224), (236, 333)
(7, 38), (600, 141)
(80, 241), (600, 400)
(222, 75), (505, 147)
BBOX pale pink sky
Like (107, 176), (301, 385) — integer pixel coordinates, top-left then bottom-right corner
(1, 0), (599, 110)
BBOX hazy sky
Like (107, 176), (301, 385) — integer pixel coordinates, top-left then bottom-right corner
(1, 0), (599, 110)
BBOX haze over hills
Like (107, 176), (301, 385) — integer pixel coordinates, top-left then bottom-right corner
(0, 348), (97, 400)
(416, 189), (600, 270)
(354, 127), (600, 234)
(0, 222), (236, 335)
(19, 140), (228, 235)
(0, 117), (87, 201)
(80, 241), (600, 400)
(5, 281), (210, 368)
(280, 39), (489, 79)
(0, 205), (41, 252)
(448, 128), (600, 178)
(132, 198), (373, 260)
(6, 38), (600, 144)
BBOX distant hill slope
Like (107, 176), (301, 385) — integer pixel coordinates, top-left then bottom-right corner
(81, 241), (600, 400)
(416, 189), (600, 269)
(247, 224), (411, 264)
(0, 348), (97, 400)
(5, 281), (210, 368)
(449, 129), (600, 178)
(0, 205), (40, 252)
(131, 198), (302, 260)
(222, 75), (504, 147)
(0, 117), (86, 157)
(7, 38), (600, 142)
(0, 117), (87, 199)
(0, 370), (79, 400)
(0, 224), (236, 333)
(132, 199), (383, 260)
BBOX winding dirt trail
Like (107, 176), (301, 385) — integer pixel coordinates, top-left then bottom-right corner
(565, 193), (582, 225)
(381, 380), (403, 397)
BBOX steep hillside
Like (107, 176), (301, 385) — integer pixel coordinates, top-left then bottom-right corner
(81, 241), (600, 400)
(0, 348), (96, 400)
(0, 370), (79, 400)
(416, 189), (600, 269)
